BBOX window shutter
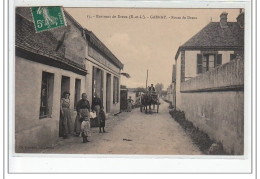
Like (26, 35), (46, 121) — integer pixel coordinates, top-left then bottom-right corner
(230, 54), (236, 61)
(217, 54), (222, 67)
(197, 54), (202, 74)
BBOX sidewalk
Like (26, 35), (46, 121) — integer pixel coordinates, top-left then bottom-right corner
(40, 110), (131, 153)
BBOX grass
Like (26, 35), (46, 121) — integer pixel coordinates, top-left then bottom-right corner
(169, 109), (228, 155)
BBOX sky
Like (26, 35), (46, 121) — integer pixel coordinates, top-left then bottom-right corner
(66, 8), (241, 89)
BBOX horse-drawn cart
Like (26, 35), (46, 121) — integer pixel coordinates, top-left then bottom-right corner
(140, 92), (160, 114)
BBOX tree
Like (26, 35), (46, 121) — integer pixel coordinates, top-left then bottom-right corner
(134, 87), (146, 93)
(155, 83), (164, 96)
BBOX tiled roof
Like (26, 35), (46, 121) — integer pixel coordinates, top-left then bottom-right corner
(182, 22), (244, 48)
(175, 21), (244, 59)
(15, 13), (85, 70)
(85, 30), (124, 69)
(16, 7), (123, 70)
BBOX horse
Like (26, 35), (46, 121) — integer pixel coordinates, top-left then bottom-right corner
(140, 91), (161, 114)
(140, 93), (153, 113)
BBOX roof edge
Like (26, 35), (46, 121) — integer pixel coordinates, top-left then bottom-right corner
(175, 46), (244, 60)
(85, 30), (124, 69)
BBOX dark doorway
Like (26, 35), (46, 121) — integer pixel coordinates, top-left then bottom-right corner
(106, 73), (111, 113)
(59, 76), (70, 137)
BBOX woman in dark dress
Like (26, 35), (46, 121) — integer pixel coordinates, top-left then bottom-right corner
(99, 107), (106, 133)
(60, 92), (72, 139)
(75, 93), (91, 143)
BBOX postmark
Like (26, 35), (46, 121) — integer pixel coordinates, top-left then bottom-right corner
(31, 6), (67, 32)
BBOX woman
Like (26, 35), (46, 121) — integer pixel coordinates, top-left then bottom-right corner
(75, 93), (91, 143)
(127, 96), (133, 112)
(60, 91), (72, 139)
(99, 107), (106, 133)
(91, 93), (103, 132)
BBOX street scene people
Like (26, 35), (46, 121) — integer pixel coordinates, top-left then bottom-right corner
(15, 7), (245, 156)
(91, 93), (103, 132)
(99, 107), (106, 133)
(75, 93), (91, 142)
(127, 96), (134, 112)
(60, 91), (72, 139)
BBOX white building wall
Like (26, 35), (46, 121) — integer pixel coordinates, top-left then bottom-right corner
(85, 45), (121, 115)
(185, 50), (200, 80)
(219, 50), (234, 65)
(15, 56), (86, 151)
(175, 53), (182, 110)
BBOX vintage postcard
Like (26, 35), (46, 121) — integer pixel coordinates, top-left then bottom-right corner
(8, 0), (253, 174)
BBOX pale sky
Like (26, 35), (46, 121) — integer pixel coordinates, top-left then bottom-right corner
(66, 8), (241, 89)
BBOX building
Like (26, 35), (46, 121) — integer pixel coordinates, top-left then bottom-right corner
(166, 65), (176, 106)
(174, 11), (244, 154)
(175, 11), (244, 109)
(84, 30), (123, 115)
(15, 7), (123, 151)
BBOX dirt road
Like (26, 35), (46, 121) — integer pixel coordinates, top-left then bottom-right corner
(42, 100), (201, 155)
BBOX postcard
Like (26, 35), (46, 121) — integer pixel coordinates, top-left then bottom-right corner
(7, 0), (254, 174)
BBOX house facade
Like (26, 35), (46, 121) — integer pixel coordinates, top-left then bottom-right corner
(175, 11), (244, 109)
(84, 30), (123, 115)
(15, 7), (123, 151)
(174, 11), (244, 154)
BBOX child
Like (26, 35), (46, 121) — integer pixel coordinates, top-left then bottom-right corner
(79, 108), (91, 143)
(99, 107), (106, 133)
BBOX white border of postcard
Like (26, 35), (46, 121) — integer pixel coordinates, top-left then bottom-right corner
(7, 0), (254, 174)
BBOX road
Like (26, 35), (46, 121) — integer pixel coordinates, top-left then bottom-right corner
(42, 100), (201, 155)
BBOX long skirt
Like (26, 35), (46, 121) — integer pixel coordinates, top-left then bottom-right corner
(80, 109), (91, 137)
(94, 105), (101, 126)
(127, 102), (132, 112)
(61, 108), (72, 137)
(74, 114), (82, 135)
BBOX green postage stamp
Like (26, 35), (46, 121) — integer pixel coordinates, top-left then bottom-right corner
(31, 6), (67, 32)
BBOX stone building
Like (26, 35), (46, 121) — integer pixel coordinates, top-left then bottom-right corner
(15, 7), (123, 151)
(174, 11), (244, 154)
(84, 30), (123, 115)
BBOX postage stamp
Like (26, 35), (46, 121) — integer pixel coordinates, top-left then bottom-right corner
(31, 6), (66, 32)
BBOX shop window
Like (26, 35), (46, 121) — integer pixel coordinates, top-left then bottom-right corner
(39, 72), (54, 119)
(113, 76), (119, 104)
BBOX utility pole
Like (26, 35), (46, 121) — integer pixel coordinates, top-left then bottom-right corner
(146, 69), (149, 91)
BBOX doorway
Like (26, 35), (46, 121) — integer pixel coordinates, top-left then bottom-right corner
(59, 76), (70, 137)
(106, 73), (111, 113)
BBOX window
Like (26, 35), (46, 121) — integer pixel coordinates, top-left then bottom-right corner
(39, 72), (54, 119)
(113, 76), (119, 104)
(216, 54), (222, 67)
(230, 54), (236, 61)
(197, 54), (203, 74)
(74, 79), (81, 109)
(197, 53), (222, 74)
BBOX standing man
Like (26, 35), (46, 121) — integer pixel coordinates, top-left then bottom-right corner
(92, 93), (103, 133)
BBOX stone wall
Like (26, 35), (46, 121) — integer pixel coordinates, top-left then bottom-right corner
(179, 58), (244, 154)
(181, 58), (243, 92)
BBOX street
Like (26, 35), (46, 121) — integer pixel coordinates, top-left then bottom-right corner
(42, 100), (201, 155)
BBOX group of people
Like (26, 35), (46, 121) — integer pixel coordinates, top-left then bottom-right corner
(60, 92), (106, 143)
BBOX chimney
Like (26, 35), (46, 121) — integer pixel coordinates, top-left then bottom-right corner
(237, 9), (244, 28)
(220, 12), (228, 28)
